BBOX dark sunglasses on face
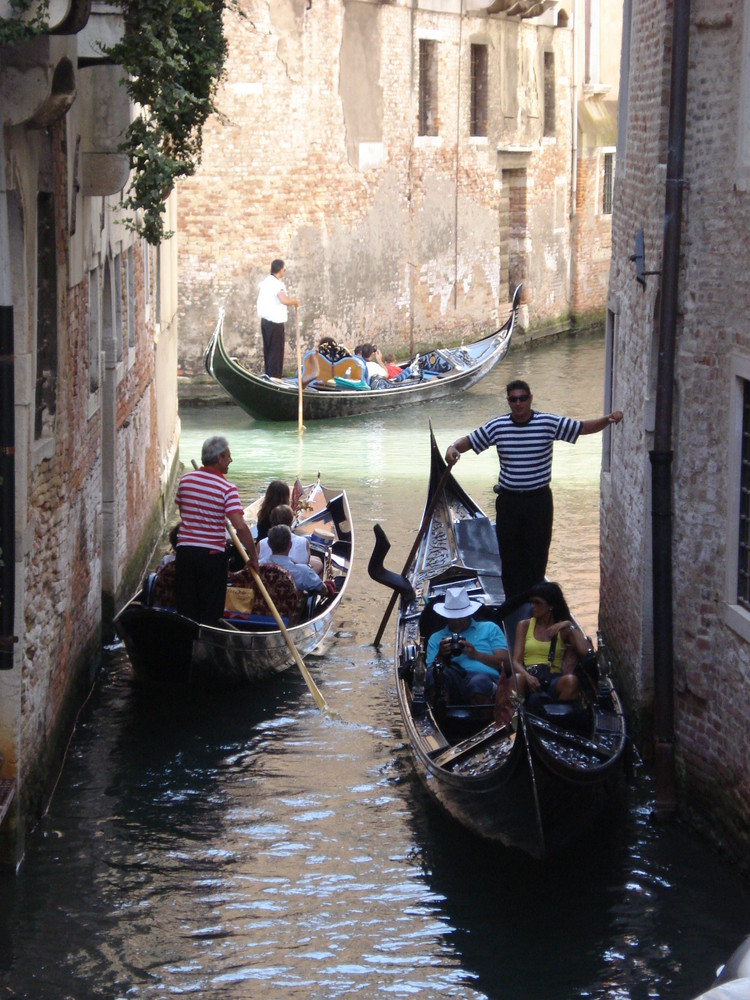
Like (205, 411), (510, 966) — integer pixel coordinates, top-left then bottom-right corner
(508, 393), (530, 403)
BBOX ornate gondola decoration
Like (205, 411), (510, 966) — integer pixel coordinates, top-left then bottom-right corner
(204, 287), (521, 422)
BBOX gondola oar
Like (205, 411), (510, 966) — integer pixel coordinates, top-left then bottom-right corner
(295, 306), (304, 437)
(372, 462), (453, 647)
(225, 519), (329, 714)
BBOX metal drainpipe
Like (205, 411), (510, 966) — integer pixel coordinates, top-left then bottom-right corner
(650, 0), (691, 819)
(0, 122), (17, 671)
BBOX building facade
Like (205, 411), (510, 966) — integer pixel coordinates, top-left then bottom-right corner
(177, 0), (621, 375)
(602, 0), (750, 870)
(0, 1), (180, 865)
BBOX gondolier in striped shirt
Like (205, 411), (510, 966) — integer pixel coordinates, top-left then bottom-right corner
(174, 436), (258, 623)
(445, 380), (622, 602)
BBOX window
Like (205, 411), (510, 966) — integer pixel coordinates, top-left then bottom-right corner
(543, 51), (555, 137)
(602, 151), (614, 214)
(470, 44), (488, 137)
(89, 266), (100, 393)
(419, 39), (438, 137)
(126, 247), (135, 351)
(35, 193), (57, 440)
(738, 380), (750, 611)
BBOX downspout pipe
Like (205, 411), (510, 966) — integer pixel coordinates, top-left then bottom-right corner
(0, 122), (16, 670)
(650, 0), (691, 819)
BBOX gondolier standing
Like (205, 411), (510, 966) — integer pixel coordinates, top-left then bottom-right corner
(445, 380), (622, 603)
(256, 259), (299, 378)
(175, 436), (258, 623)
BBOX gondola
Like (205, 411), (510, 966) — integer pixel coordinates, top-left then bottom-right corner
(204, 286), (521, 422)
(115, 479), (352, 688)
(368, 428), (627, 858)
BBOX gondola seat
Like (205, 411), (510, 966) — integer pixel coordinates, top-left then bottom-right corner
(227, 562), (300, 624)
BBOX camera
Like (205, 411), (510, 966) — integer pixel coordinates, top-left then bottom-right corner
(450, 633), (464, 654)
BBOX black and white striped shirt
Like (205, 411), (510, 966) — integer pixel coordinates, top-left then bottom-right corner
(468, 411), (582, 491)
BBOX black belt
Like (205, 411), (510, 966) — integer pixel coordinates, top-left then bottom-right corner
(493, 484), (550, 496)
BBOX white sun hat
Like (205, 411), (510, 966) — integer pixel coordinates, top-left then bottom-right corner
(435, 586), (482, 619)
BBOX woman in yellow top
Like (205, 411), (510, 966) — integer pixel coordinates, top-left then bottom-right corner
(511, 581), (593, 702)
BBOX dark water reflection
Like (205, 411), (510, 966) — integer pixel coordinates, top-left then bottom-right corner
(1, 333), (749, 999)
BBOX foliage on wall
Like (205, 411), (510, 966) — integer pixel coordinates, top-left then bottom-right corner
(1, 0), (240, 245)
(106, 0), (238, 245)
(0, 0), (50, 44)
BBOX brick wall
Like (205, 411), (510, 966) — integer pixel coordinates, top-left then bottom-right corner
(603, 0), (750, 870)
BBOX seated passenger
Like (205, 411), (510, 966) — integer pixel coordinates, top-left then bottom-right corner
(360, 343), (388, 380)
(261, 525), (335, 598)
(256, 480), (291, 540)
(426, 586), (510, 705)
(258, 503), (324, 576)
(508, 581), (593, 705)
(152, 524), (180, 606)
(383, 353), (402, 379)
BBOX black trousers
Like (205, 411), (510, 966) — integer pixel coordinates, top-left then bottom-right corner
(175, 546), (228, 623)
(494, 485), (553, 603)
(260, 318), (285, 377)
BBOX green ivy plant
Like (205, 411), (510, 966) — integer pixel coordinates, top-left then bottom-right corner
(107, 0), (239, 245)
(0, 0), (50, 44)
(2, 0), (238, 244)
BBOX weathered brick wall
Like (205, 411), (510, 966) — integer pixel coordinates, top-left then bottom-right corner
(603, 0), (750, 868)
(573, 151), (612, 318)
(177, 0), (574, 374)
(11, 128), (177, 832)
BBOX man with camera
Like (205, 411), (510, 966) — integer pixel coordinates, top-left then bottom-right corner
(425, 586), (510, 706)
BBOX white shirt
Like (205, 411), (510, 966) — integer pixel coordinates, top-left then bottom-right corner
(366, 360), (387, 379)
(258, 533), (310, 565)
(256, 274), (288, 324)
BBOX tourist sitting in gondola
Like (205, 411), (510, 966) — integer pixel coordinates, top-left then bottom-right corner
(508, 581), (594, 706)
(261, 525), (336, 600)
(425, 586), (510, 706)
(258, 504), (324, 576)
(255, 480), (291, 540)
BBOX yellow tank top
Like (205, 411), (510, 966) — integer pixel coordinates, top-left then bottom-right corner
(523, 618), (566, 674)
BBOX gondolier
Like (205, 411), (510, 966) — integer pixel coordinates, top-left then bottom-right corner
(445, 380), (622, 602)
(174, 435), (258, 624)
(256, 259), (299, 378)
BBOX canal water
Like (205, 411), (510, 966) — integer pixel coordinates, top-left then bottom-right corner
(1, 333), (749, 999)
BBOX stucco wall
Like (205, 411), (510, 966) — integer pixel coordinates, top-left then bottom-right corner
(176, 0), (576, 374)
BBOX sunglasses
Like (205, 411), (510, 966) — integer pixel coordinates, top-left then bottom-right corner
(507, 393), (530, 403)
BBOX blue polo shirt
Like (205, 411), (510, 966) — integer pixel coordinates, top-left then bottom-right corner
(426, 619), (507, 677)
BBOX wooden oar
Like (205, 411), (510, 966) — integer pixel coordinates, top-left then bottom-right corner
(295, 306), (304, 437)
(225, 519), (329, 713)
(373, 462), (453, 647)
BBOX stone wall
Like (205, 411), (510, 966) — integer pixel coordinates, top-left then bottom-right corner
(177, 0), (579, 374)
(602, 0), (750, 869)
(0, 26), (180, 863)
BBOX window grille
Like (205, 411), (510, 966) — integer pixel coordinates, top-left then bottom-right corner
(471, 44), (488, 137)
(603, 152), (614, 214)
(738, 380), (750, 610)
(543, 51), (555, 137)
(419, 40), (438, 137)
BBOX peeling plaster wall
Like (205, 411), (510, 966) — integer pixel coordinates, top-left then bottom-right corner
(177, 0), (577, 374)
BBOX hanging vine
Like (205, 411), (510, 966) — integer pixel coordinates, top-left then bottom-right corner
(0, 0), (50, 44)
(106, 0), (239, 245)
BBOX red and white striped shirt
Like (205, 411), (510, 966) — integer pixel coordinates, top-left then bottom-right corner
(175, 467), (243, 551)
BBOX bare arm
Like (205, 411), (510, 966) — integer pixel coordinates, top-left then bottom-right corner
(579, 411), (623, 435)
(458, 639), (510, 672)
(279, 291), (299, 308)
(227, 510), (259, 570)
(444, 436), (472, 466)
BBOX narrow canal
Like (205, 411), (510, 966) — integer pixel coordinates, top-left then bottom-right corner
(1, 332), (748, 999)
